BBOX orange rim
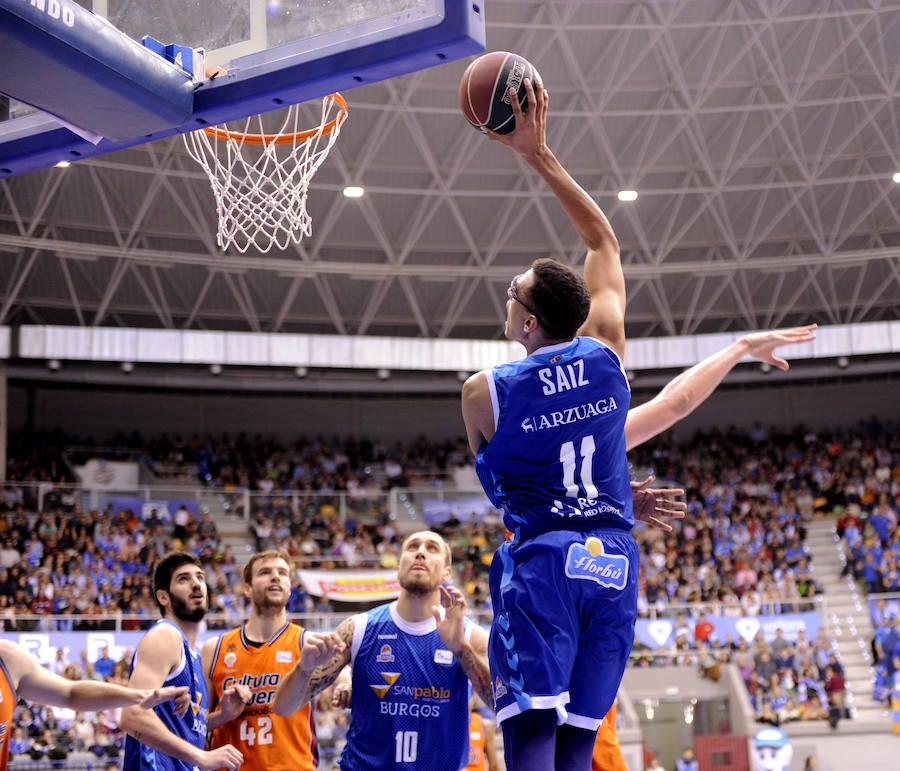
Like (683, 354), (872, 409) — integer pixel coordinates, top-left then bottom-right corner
(202, 93), (348, 145)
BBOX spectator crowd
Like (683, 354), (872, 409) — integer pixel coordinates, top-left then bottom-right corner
(0, 417), (895, 757)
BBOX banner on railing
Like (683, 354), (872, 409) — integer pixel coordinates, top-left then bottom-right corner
(869, 596), (900, 624)
(297, 569), (400, 602)
(74, 459), (139, 490)
(110, 497), (200, 522)
(634, 611), (822, 650)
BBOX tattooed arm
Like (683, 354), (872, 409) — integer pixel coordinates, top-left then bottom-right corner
(434, 586), (494, 710)
(272, 619), (353, 716)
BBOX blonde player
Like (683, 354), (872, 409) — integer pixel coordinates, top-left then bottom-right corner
(202, 550), (318, 771)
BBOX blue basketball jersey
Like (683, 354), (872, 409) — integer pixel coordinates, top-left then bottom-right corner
(123, 619), (209, 771)
(340, 602), (471, 771)
(476, 336), (633, 535)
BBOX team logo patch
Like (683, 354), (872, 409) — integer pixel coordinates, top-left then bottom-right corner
(376, 644), (395, 663)
(493, 677), (507, 700)
(370, 672), (400, 699)
(564, 537), (628, 589)
(433, 649), (453, 665)
(223, 652), (238, 668)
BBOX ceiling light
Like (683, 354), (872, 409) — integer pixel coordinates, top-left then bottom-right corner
(760, 362), (771, 374)
(617, 190), (638, 202)
(837, 356), (849, 369)
(210, 363), (223, 376)
(54, 160), (71, 169)
(376, 368), (390, 380)
(47, 359), (61, 371)
(893, 172), (900, 184)
(295, 366), (308, 378)
(342, 185), (365, 198)
(121, 361), (134, 374)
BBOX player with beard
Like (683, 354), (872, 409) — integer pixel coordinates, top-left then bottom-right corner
(273, 530), (492, 770)
(202, 549), (319, 771)
(120, 551), (244, 771)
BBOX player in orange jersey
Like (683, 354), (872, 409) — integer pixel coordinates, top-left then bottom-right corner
(465, 695), (500, 771)
(0, 639), (188, 771)
(591, 704), (627, 771)
(202, 550), (318, 771)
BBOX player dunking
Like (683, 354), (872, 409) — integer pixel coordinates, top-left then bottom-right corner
(202, 549), (319, 771)
(461, 75), (634, 770)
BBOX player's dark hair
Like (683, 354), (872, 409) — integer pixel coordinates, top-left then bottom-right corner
(527, 258), (590, 340)
(152, 551), (203, 614)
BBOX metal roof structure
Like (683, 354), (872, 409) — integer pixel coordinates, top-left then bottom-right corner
(0, 1), (897, 354)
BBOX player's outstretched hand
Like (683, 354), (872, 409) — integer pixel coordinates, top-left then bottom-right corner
(300, 631), (345, 672)
(740, 323), (817, 370)
(632, 476), (686, 532)
(136, 685), (190, 710)
(199, 744), (243, 771)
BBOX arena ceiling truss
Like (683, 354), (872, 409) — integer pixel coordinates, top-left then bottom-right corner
(0, 0), (897, 353)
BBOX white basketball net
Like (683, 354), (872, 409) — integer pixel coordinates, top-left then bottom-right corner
(183, 95), (347, 253)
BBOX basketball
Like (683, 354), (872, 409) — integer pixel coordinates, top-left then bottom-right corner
(459, 51), (540, 134)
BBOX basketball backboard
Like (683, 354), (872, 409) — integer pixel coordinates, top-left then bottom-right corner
(0, 0), (485, 177)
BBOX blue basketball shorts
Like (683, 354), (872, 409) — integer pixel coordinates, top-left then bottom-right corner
(488, 527), (638, 729)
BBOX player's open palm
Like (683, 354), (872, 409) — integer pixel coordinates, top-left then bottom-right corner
(743, 323), (817, 370)
(200, 744), (243, 771)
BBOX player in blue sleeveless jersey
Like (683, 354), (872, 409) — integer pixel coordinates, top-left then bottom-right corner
(273, 530), (492, 770)
(120, 551), (244, 771)
(459, 75), (640, 771)
(461, 75), (819, 771)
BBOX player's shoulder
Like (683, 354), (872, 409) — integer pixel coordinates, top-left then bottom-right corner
(140, 619), (185, 648)
(0, 639), (28, 679)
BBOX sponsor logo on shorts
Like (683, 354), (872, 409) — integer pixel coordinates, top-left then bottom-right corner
(564, 537), (628, 590)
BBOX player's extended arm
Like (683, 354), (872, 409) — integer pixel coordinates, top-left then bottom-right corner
(624, 324), (817, 451)
(2, 640), (187, 712)
(487, 78), (624, 354)
(273, 622), (353, 716)
(119, 626), (242, 771)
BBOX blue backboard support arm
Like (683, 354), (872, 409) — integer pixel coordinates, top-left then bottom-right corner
(0, 0), (485, 178)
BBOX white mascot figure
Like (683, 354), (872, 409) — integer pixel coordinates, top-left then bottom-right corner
(752, 726), (793, 771)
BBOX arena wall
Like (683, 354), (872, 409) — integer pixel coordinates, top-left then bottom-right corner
(8, 375), (896, 442)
